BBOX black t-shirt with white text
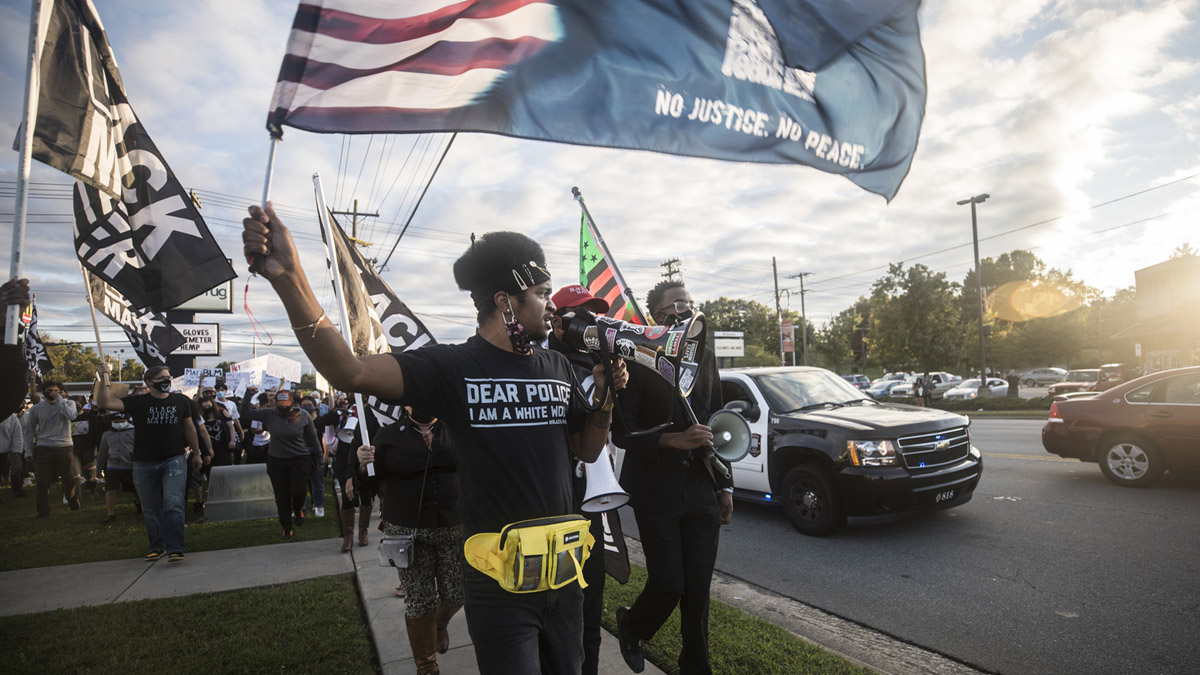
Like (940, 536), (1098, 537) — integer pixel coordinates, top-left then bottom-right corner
(393, 335), (587, 537)
(121, 393), (193, 462)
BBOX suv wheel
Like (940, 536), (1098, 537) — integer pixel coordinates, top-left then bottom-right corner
(1024, 379), (1036, 387)
(781, 465), (845, 536)
(1098, 435), (1164, 488)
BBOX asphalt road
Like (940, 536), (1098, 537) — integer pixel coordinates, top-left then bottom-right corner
(621, 417), (1200, 675)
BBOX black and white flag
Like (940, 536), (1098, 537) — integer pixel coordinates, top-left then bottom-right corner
(322, 213), (437, 427)
(23, 298), (54, 378)
(87, 271), (186, 368)
(28, 0), (235, 311)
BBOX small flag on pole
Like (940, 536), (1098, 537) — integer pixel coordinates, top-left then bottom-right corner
(320, 212), (437, 426)
(23, 297), (54, 378)
(577, 201), (646, 325)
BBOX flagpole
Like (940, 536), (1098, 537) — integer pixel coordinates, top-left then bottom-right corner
(7, 0), (49, 345)
(79, 266), (106, 361)
(248, 135), (282, 276)
(571, 186), (648, 322)
(312, 173), (374, 474)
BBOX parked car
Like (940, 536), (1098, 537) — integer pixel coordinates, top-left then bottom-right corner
(1097, 363), (1135, 392)
(1020, 367), (1067, 387)
(720, 367), (982, 535)
(1047, 369), (1100, 396)
(1052, 391), (1098, 402)
(870, 372), (910, 387)
(1042, 366), (1200, 487)
(942, 378), (1009, 400)
(890, 372), (961, 399)
(865, 376), (913, 398)
(840, 374), (871, 390)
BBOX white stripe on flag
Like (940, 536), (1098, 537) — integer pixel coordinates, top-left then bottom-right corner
(297, 3), (562, 73)
(291, 68), (505, 110)
(318, 0), (504, 21)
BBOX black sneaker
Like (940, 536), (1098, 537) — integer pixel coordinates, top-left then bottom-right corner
(167, 552), (185, 563)
(102, 515), (116, 524)
(145, 550), (165, 561)
(282, 529), (294, 541)
(68, 498), (80, 511)
(616, 606), (645, 673)
(294, 510), (305, 527)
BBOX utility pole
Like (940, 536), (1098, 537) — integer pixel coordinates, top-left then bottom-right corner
(331, 198), (379, 241)
(957, 193), (990, 396)
(789, 272), (811, 366)
(660, 257), (681, 282)
(772, 257), (784, 366)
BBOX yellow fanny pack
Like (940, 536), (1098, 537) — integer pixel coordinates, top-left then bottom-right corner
(463, 515), (594, 593)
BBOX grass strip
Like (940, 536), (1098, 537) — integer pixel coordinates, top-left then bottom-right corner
(0, 573), (377, 674)
(0, 473), (341, 571)
(602, 565), (874, 675)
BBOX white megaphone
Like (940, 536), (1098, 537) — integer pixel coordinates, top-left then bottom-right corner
(337, 410), (359, 444)
(707, 409), (751, 463)
(580, 450), (630, 513)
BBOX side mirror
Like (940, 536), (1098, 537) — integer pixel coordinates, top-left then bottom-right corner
(724, 399), (760, 423)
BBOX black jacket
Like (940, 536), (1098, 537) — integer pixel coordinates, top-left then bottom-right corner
(373, 420), (460, 529)
(613, 345), (732, 508)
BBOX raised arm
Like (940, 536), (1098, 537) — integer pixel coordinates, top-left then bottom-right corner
(95, 363), (125, 412)
(242, 203), (405, 398)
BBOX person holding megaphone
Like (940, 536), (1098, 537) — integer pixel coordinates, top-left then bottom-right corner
(612, 280), (733, 675)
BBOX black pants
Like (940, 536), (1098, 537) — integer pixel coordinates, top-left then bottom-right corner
(625, 466), (720, 675)
(266, 455), (312, 531)
(0, 453), (23, 493)
(34, 445), (79, 516)
(464, 571), (584, 675)
(580, 512), (606, 675)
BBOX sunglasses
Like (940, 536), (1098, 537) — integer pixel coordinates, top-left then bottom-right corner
(654, 299), (695, 317)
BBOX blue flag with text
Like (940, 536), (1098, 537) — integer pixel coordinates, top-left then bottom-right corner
(269, 0), (926, 200)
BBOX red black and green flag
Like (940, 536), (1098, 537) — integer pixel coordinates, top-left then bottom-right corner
(578, 206), (647, 325)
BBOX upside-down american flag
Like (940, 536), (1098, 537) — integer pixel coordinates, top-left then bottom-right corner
(268, 0), (927, 200)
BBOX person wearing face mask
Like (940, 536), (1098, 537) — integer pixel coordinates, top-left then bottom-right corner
(98, 412), (141, 523)
(299, 396), (327, 517)
(213, 383), (245, 463)
(95, 364), (202, 562)
(242, 207), (627, 675)
(200, 394), (236, 467)
(352, 407), (461, 675)
(25, 380), (79, 518)
(315, 396), (376, 552)
(612, 280), (732, 675)
(240, 388), (322, 540)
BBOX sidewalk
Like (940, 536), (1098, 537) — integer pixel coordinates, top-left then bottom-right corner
(0, 512), (662, 675)
(0, 513), (981, 675)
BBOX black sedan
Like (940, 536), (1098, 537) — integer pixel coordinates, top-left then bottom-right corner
(1042, 366), (1200, 487)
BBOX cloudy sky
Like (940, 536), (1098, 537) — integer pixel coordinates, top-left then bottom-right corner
(1, 0), (1197, 372)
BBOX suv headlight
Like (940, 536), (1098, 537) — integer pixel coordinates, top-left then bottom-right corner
(847, 440), (899, 467)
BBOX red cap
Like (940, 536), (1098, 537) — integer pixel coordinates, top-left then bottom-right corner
(551, 284), (609, 315)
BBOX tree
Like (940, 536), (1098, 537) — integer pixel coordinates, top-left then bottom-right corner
(699, 297), (803, 365)
(44, 339), (103, 383)
(812, 305), (860, 373)
(1171, 242), (1196, 258)
(868, 264), (963, 374)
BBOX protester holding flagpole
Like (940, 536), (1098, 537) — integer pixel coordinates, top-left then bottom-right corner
(242, 203), (627, 675)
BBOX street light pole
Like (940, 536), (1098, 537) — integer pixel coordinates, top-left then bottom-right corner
(957, 193), (990, 396)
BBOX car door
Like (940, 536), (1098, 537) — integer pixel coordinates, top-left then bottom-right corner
(719, 375), (770, 492)
(1143, 372), (1200, 469)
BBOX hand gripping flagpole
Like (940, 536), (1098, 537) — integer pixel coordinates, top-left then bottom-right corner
(312, 173), (374, 476)
(7, 0), (50, 345)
